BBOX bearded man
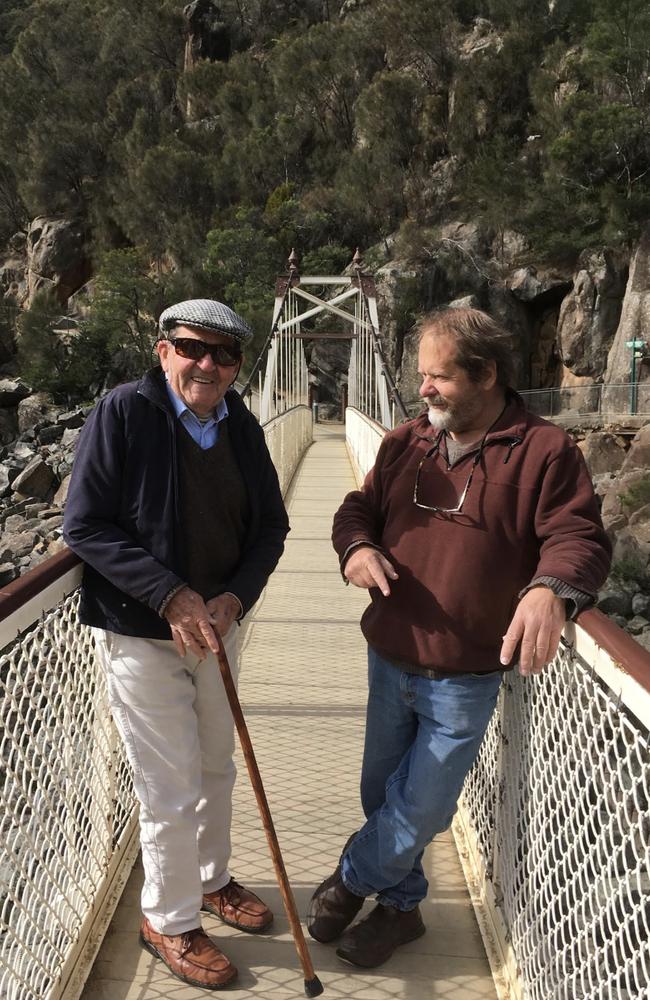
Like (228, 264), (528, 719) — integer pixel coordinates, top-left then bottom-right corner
(307, 307), (611, 969)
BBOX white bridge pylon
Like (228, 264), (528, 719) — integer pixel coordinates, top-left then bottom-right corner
(260, 253), (392, 426)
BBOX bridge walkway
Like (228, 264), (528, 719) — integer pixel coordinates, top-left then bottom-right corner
(81, 423), (497, 1000)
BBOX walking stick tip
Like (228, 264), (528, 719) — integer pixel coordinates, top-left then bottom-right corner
(304, 975), (324, 997)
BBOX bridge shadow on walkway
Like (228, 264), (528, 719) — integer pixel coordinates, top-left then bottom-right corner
(81, 423), (497, 1000)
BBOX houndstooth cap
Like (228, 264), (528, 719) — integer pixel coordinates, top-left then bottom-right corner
(158, 299), (253, 344)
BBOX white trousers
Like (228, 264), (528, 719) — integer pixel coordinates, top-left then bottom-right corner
(93, 625), (241, 935)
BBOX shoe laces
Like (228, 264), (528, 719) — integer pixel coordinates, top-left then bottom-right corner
(180, 927), (207, 956)
(219, 879), (243, 906)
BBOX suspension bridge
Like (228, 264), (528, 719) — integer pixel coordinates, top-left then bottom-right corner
(0, 252), (649, 1000)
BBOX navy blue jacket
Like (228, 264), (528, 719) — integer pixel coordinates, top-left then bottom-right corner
(63, 367), (289, 639)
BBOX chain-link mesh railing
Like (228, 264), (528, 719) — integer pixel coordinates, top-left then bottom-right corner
(0, 407), (313, 1000)
(457, 630), (650, 1000)
(0, 565), (138, 1000)
(346, 413), (650, 1000)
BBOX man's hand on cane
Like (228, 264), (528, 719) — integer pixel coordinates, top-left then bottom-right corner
(164, 586), (220, 659)
(206, 593), (240, 637)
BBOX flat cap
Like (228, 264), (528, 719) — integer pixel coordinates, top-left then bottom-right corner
(158, 298), (253, 344)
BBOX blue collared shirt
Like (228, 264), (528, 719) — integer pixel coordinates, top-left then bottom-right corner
(164, 382), (229, 449)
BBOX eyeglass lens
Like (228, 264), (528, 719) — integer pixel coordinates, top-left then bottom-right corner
(170, 337), (241, 367)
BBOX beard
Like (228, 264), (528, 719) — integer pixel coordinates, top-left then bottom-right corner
(426, 393), (485, 434)
(427, 404), (452, 430)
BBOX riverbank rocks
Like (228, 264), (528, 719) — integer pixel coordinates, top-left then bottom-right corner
(0, 396), (92, 574)
(595, 423), (650, 647)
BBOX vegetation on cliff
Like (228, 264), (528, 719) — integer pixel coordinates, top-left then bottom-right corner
(1, 0), (649, 395)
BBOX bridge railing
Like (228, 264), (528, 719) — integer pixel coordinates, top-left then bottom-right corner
(344, 408), (650, 1000)
(0, 407), (312, 1000)
(520, 382), (650, 418)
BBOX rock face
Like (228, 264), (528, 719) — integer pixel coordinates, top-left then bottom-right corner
(603, 225), (650, 390)
(557, 250), (626, 378)
(596, 424), (650, 645)
(26, 217), (90, 306)
(183, 0), (230, 69)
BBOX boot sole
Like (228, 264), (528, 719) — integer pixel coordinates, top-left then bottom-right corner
(336, 923), (427, 968)
(139, 932), (238, 989)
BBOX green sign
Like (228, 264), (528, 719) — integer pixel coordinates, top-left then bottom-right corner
(625, 339), (646, 348)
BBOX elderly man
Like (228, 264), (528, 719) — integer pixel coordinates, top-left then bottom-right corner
(64, 299), (289, 990)
(307, 307), (611, 968)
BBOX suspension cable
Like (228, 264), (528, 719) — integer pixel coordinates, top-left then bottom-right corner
(352, 251), (409, 422)
(238, 252), (299, 399)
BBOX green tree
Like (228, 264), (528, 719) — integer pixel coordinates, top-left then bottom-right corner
(80, 248), (167, 376)
(17, 290), (90, 401)
(202, 218), (283, 364)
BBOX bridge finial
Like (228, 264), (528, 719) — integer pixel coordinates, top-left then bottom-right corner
(288, 248), (300, 272)
(352, 247), (364, 270)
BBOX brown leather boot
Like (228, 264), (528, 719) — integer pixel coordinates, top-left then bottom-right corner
(336, 903), (426, 967)
(307, 833), (364, 943)
(139, 918), (237, 989)
(202, 878), (273, 933)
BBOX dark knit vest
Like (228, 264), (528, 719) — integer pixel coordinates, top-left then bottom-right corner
(177, 421), (250, 600)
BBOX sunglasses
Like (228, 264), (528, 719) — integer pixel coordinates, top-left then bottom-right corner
(168, 337), (242, 367)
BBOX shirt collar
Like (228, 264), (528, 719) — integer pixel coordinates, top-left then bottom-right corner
(164, 380), (229, 424)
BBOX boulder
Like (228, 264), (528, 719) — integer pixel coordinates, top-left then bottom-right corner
(0, 530), (40, 561)
(60, 427), (81, 449)
(53, 474), (72, 508)
(0, 409), (18, 446)
(11, 457), (56, 500)
(619, 424), (650, 476)
(578, 432), (626, 476)
(0, 379), (30, 407)
(0, 562), (17, 585)
(627, 615), (649, 635)
(490, 229), (530, 268)
(459, 18), (503, 59)
(612, 523), (650, 575)
(596, 589), (633, 617)
(16, 393), (59, 434)
(508, 266), (571, 305)
(26, 216), (90, 306)
(37, 425), (64, 445)
(632, 593), (650, 617)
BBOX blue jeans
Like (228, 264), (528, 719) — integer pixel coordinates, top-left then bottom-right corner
(341, 647), (502, 910)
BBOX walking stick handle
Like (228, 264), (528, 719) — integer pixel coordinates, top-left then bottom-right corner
(215, 634), (324, 997)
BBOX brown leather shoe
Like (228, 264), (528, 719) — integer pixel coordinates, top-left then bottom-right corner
(307, 834), (364, 943)
(202, 878), (273, 933)
(139, 918), (237, 989)
(336, 902), (426, 967)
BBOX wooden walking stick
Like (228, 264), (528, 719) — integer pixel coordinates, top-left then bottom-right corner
(215, 632), (324, 998)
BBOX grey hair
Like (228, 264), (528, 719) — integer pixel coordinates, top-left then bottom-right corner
(417, 307), (516, 388)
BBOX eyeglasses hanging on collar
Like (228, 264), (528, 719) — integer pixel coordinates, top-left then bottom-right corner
(413, 430), (488, 514)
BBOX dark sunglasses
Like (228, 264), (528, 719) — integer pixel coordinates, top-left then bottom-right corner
(168, 337), (242, 367)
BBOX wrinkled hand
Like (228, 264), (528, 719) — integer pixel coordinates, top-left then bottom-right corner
(344, 546), (398, 597)
(500, 587), (566, 677)
(206, 593), (240, 638)
(164, 586), (219, 660)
